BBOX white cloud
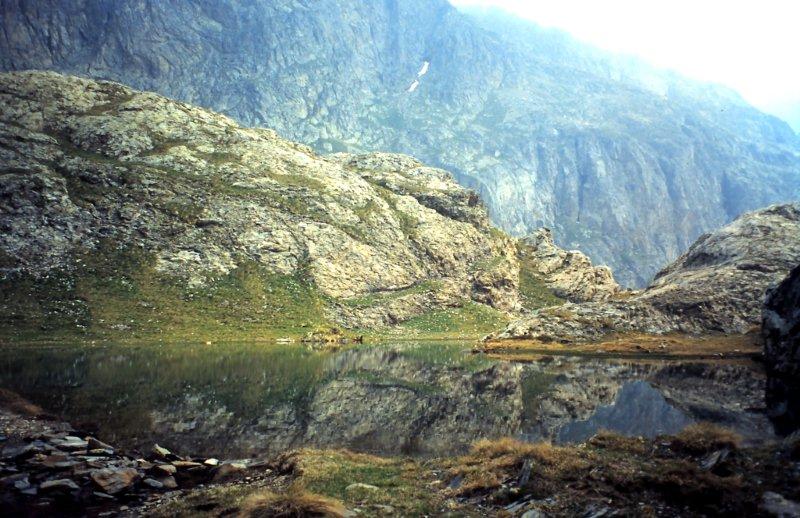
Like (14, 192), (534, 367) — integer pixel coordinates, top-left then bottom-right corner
(449, 0), (800, 123)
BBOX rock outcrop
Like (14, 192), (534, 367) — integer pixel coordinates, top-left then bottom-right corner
(518, 228), (621, 302)
(2, 1), (799, 286)
(490, 204), (800, 342)
(0, 71), (521, 335)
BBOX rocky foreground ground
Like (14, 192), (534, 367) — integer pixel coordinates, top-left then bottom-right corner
(3, 390), (800, 517)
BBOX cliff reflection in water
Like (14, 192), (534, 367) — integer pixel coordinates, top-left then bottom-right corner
(0, 342), (775, 458)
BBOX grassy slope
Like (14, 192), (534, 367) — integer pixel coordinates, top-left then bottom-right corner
(516, 242), (565, 310)
(0, 243), (566, 343)
(0, 241), (332, 344)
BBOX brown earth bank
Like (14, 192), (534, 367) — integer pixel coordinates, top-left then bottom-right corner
(3, 391), (800, 517)
(478, 332), (763, 361)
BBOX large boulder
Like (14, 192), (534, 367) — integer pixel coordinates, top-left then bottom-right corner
(763, 265), (800, 434)
(764, 265), (800, 377)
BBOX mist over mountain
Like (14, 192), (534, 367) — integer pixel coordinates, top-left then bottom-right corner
(770, 101), (800, 134)
(1, 0), (799, 285)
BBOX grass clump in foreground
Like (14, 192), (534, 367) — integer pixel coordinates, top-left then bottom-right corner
(667, 422), (743, 455)
(239, 489), (347, 518)
(290, 449), (448, 516)
(152, 450), (446, 517)
(438, 425), (796, 516)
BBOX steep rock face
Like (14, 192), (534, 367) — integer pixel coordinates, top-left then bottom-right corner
(490, 204), (800, 342)
(764, 265), (800, 377)
(2, 0), (799, 286)
(518, 228), (621, 302)
(0, 71), (520, 334)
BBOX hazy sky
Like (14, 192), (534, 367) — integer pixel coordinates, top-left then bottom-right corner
(449, 0), (800, 127)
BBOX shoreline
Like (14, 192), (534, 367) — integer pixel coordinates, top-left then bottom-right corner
(478, 332), (763, 360)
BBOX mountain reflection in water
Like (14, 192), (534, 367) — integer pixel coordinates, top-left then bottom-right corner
(0, 341), (775, 459)
(556, 381), (694, 443)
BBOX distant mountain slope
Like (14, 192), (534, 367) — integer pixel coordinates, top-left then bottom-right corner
(1, 0), (799, 286)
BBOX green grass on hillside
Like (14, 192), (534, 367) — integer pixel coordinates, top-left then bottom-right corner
(374, 301), (510, 340)
(0, 241), (333, 343)
(517, 244), (565, 310)
(0, 241), (512, 344)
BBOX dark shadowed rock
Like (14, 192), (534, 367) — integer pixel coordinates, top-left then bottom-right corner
(764, 265), (800, 378)
(764, 264), (800, 435)
(39, 479), (80, 492)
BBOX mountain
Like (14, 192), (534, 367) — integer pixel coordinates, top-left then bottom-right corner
(490, 203), (800, 343)
(0, 71), (623, 341)
(1, 1), (799, 286)
(0, 71), (514, 341)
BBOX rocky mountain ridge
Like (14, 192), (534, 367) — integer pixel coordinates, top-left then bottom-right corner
(2, 0), (799, 286)
(0, 71), (520, 338)
(0, 71), (618, 340)
(490, 203), (800, 342)
(518, 228), (621, 303)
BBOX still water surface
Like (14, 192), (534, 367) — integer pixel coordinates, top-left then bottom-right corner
(0, 341), (774, 459)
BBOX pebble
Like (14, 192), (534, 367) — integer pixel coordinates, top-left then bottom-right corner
(87, 437), (114, 451)
(158, 475), (178, 489)
(763, 492), (800, 517)
(153, 463), (177, 476)
(90, 467), (139, 494)
(152, 444), (171, 458)
(345, 482), (380, 492)
(52, 436), (89, 451)
(212, 462), (246, 482)
(143, 478), (164, 489)
(172, 460), (202, 469)
(40, 478), (80, 492)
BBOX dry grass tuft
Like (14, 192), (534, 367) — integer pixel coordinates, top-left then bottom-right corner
(669, 423), (742, 455)
(239, 489), (347, 518)
(588, 430), (649, 455)
(448, 438), (590, 499)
